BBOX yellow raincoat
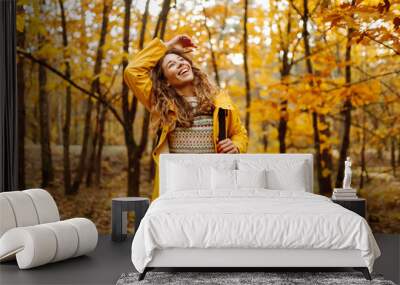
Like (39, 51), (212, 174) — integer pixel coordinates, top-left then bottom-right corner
(124, 38), (248, 201)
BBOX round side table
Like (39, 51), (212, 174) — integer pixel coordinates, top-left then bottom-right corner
(111, 197), (149, 242)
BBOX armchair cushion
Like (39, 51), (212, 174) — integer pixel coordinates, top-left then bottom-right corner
(0, 189), (98, 269)
(0, 218), (97, 269)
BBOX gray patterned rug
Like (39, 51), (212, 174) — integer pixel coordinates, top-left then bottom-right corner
(116, 271), (396, 285)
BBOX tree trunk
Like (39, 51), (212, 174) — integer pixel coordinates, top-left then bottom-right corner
(359, 107), (367, 189)
(95, 106), (107, 185)
(278, 8), (292, 153)
(278, 100), (288, 153)
(336, 0), (355, 188)
(59, 0), (72, 194)
(156, 0), (171, 40)
(302, 0), (332, 195)
(86, 99), (101, 187)
(75, 0), (86, 147)
(203, 7), (220, 87)
(243, 0), (251, 137)
(38, 58), (53, 187)
(17, 3), (26, 189)
(122, 0), (155, 197)
(73, 107), (79, 145)
(37, 4), (54, 187)
(319, 115), (333, 188)
(146, 0), (171, 193)
(94, 107), (107, 187)
(57, 90), (63, 145)
(371, 116), (383, 160)
(391, 137), (396, 177)
(122, 0), (136, 196)
(398, 135), (400, 167)
(71, 0), (112, 193)
(137, 109), (151, 190)
(32, 98), (39, 144)
(262, 121), (269, 152)
(134, 0), (170, 194)
(71, 99), (93, 193)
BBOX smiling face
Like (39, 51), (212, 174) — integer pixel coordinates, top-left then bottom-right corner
(161, 53), (194, 88)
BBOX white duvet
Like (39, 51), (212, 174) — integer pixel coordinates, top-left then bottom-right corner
(131, 189), (380, 273)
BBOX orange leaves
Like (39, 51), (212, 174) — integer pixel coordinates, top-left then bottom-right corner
(16, 0), (400, 160)
(319, 0), (400, 54)
(350, 81), (381, 106)
(355, 31), (368, 44)
(326, 80), (381, 108)
(323, 12), (346, 29)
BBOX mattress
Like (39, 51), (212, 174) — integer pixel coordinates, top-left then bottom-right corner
(131, 189), (381, 273)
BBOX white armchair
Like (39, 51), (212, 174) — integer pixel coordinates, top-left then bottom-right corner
(0, 189), (98, 269)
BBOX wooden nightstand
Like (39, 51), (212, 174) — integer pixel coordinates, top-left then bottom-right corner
(331, 198), (366, 218)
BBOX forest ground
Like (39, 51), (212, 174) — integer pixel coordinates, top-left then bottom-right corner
(25, 145), (400, 234)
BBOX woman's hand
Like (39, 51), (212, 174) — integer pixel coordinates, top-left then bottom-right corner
(217, 138), (239, 154)
(164, 35), (197, 53)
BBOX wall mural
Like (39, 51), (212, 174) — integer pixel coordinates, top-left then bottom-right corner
(17, 0), (400, 234)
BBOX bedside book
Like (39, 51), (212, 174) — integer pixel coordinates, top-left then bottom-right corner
(332, 188), (358, 200)
(333, 188), (356, 193)
(332, 194), (359, 200)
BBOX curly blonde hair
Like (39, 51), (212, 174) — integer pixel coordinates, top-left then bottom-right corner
(149, 49), (219, 135)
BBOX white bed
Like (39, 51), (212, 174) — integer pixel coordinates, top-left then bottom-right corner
(131, 154), (380, 281)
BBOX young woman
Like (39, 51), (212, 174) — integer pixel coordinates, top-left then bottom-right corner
(124, 34), (248, 200)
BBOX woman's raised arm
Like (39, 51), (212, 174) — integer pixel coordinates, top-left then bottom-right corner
(123, 35), (196, 112)
(123, 38), (168, 111)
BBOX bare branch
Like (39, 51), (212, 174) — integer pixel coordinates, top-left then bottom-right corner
(354, 66), (400, 99)
(322, 69), (400, 93)
(288, 0), (303, 17)
(289, 36), (302, 67)
(291, 37), (347, 66)
(17, 48), (125, 127)
(364, 34), (400, 56)
(102, 63), (122, 97)
(310, 0), (322, 17)
(327, 114), (384, 139)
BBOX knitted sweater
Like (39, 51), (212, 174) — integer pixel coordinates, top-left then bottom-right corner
(168, 96), (215, 153)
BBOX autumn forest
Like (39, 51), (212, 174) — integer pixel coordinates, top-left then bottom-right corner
(16, 0), (400, 233)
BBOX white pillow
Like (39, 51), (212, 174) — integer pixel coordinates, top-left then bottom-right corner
(211, 168), (268, 190)
(167, 162), (212, 191)
(211, 168), (237, 190)
(266, 167), (306, 191)
(166, 158), (236, 170)
(237, 159), (308, 191)
(236, 169), (267, 188)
